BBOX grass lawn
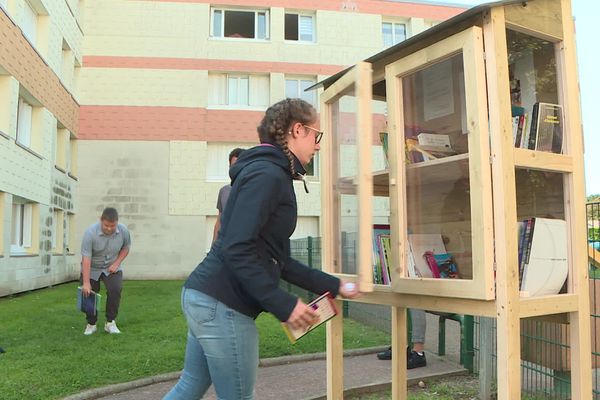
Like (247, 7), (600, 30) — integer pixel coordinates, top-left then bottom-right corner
(0, 280), (390, 400)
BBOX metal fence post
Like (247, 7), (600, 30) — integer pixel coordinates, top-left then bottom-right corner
(307, 236), (313, 268)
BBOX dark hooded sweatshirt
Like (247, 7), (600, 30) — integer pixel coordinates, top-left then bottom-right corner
(184, 144), (340, 322)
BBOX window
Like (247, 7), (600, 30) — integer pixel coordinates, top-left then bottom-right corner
(285, 13), (314, 42)
(16, 97), (33, 147)
(285, 77), (317, 106)
(22, 1), (38, 45)
(304, 153), (319, 177)
(208, 73), (269, 108)
(51, 209), (64, 252)
(382, 22), (406, 48)
(65, 212), (75, 253)
(68, 135), (78, 176)
(205, 143), (236, 181)
(211, 8), (269, 39)
(55, 127), (69, 171)
(11, 200), (33, 253)
(61, 39), (74, 89)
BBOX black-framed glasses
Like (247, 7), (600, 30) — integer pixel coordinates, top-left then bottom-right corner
(302, 125), (324, 144)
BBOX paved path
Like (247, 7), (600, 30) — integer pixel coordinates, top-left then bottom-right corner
(66, 349), (466, 400)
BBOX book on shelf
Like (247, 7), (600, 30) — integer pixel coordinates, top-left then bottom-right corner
(379, 132), (389, 168)
(518, 218), (568, 297)
(407, 234), (450, 278)
(77, 287), (101, 315)
(417, 133), (452, 149)
(527, 102), (563, 153)
(372, 224), (391, 285)
(405, 138), (457, 163)
(281, 292), (338, 343)
(513, 113), (528, 148)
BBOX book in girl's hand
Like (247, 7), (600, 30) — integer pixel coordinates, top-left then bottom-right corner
(282, 292), (338, 343)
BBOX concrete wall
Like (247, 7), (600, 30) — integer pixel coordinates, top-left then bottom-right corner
(76, 140), (206, 279)
(0, 1), (81, 295)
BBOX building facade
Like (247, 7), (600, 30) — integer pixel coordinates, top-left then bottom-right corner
(0, 0), (82, 296)
(0, 0), (464, 294)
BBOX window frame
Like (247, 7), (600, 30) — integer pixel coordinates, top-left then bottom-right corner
(51, 208), (64, 253)
(10, 202), (33, 254)
(22, 0), (38, 45)
(284, 12), (315, 43)
(211, 7), (270, 40)
(16, 97), (33, 148)
(382, 21), (407, 48)
(285, 76), (318, 107)
(208, 73), (270, 109)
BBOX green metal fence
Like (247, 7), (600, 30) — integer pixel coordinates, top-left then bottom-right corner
(290, 202), (600, 398)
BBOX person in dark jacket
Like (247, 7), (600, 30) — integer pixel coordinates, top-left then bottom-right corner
(163, 98), (360, 400)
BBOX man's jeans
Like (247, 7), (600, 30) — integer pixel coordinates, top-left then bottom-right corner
(163, 288), (259, 400)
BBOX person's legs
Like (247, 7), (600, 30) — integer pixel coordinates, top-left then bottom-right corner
(408, 309), (427, 369)
(410, 309), (426, 351)
(101, 271), (123, 322)
(163, 288), (259, 400)
(376, 308), (427, 369)
(163, 330), (212, 399)
(203, 297), (258, 399)
(80, 274), (101, 325)
(164, 288), (213, 399)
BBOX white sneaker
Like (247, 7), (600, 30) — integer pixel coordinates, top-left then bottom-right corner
(104, 320), (121, 334)
(83, 324), (97, 335)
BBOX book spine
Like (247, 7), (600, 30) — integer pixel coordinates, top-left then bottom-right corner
(528, 103), (540, 150)
(514, 115), (525, 147)
(518, 220), (529, 288)
(524, 217), (536, 265)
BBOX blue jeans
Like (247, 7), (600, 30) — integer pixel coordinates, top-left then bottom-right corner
(163, 288), (259, 400)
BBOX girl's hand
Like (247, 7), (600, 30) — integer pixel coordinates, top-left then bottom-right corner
(339, 281), (360, 299)
(286, 299), (319, 331)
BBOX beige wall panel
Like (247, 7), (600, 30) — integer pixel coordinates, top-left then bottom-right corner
(0, 8), (79, 133)
(0, 191), (79, 296)
(0, 75), (19, 136)
(169, 141), (322, 217)
(77, 140), (204, 279)
(83, 3), (383, 66)
(79, 68), (207, 107)
(0, 139), (51, 203)
(84, 1), (208, 58)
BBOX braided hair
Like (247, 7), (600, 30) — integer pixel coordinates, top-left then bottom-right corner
(257, 98), (316, 176)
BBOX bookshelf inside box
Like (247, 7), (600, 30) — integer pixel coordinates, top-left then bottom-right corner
(318, 0), (591, 399)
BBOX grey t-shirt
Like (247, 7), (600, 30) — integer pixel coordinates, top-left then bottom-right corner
(216, 185), (232, 213)
(81, 222), (132, 280)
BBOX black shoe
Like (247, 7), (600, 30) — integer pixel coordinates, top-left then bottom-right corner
(376, 346), (392, 360)
(407, 351), (427, 369)
(376, 346), (411, 361)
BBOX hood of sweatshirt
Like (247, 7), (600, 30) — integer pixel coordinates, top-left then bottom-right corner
(229, 143), (307, 184)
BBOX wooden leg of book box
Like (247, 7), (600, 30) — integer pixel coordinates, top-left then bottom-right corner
(326, 299), (344, 399)
(391, 306), (408, 400)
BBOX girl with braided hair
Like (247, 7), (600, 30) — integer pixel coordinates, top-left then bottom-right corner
(164, 98), (359, 400)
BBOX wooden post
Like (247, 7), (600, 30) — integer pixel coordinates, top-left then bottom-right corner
(482, 7), (522, 399)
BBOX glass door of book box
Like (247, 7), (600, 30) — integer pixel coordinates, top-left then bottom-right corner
(321, 62), (390, 293)
(384, 27), (495, 300)
(507, 26), (573, 298)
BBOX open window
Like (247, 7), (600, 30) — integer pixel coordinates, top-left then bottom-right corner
(211, 8), (269, 40)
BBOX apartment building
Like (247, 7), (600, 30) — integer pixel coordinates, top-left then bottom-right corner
(0, 0), (82, 296)
(0, 0), (464, 293)
(76, 0), (463, 280)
